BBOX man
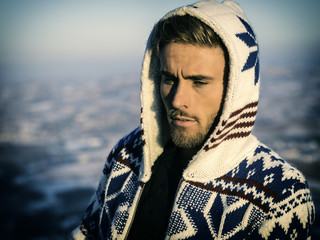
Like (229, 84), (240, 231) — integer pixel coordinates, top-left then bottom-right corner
(72, 1), (314, 239)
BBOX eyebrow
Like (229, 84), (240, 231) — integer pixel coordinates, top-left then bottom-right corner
(160, 70), (214, 81)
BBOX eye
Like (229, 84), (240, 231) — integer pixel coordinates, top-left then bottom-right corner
(161, 77), (175, 85)
(193, 80), (208, 86)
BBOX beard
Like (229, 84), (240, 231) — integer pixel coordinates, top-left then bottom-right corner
(169, 125), (208, 149)
(168, 109), (214, 149)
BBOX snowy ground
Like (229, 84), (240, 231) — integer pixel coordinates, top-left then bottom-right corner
(0, 62), (319, 239)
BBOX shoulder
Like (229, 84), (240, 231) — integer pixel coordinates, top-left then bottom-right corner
(228, 144), (311, 200)
(108, 127), (143, 159)
(243, 144), (315, 239)
(220, 143), (315, 216)
(103, 127), (144, 175)
(227, 143), (315, 238)
(246, 144), (308, 196)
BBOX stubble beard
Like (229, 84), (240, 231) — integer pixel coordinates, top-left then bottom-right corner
(169, 125), (208, 149)
(169, 114), (215, 149)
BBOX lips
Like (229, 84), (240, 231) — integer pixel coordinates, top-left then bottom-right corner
(171, 115), (197, 127)
(173, 116), (194, 121)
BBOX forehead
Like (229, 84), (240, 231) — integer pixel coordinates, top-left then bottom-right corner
(160, 43), (225, 74)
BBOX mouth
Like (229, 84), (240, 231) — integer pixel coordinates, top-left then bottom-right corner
(171, 115), (197, 127)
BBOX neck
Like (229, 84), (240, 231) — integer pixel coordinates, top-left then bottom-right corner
(178, 147), (199, 162)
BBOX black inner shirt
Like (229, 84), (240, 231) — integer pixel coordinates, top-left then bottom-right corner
(127, 143), (190, 240)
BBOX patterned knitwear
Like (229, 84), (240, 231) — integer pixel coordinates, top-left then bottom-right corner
(72, 0), (315, 239)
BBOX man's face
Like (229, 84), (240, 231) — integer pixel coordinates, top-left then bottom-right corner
(160, 43), (225, 149)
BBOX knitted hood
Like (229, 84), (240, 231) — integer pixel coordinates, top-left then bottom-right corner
(139, 0), (260, 183)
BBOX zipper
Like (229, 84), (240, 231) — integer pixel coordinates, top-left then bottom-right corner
(124, 183), (145, 240)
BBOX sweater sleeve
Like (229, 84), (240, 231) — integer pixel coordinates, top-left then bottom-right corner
(250, 180), (315, 239)
(70, 128), (142, 239)
(70, 150), (116, 239)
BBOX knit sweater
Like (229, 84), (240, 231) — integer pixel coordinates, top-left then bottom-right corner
(72, 0), (315, 239)
(73, 128), (314, 239)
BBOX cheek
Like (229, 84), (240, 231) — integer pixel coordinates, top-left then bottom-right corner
(209, 83), (224, 104)
(200, 86), (224, 120)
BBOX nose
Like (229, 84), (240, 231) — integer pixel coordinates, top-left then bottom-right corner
(171, 81), (189, 109)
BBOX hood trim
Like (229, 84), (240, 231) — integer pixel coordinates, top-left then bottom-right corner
(139, 0), (260, 183)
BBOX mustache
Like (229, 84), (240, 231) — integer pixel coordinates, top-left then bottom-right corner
(168, 109), (199, 122)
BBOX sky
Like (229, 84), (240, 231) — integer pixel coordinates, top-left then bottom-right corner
(0, 0), (319, 80)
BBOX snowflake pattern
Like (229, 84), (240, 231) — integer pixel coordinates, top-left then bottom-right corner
(79, 129), (314, 239)
(236, 16), (260, 85)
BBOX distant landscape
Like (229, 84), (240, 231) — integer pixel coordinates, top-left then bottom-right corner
(0, 62), (319, 239)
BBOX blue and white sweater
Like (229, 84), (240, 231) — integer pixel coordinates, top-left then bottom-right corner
(72, 1), (315, 239)
(73, 128), (314, 239)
